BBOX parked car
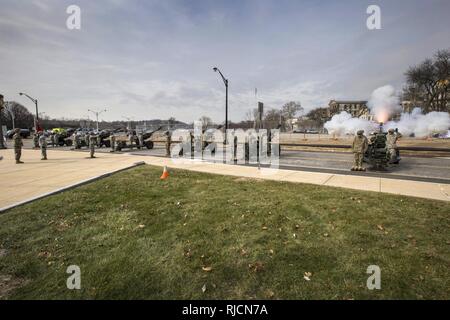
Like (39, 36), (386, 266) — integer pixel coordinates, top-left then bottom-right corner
(6, 129), (31, 139)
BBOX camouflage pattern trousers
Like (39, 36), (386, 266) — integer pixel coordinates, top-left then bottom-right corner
(354, 152), (363, 168)
(14, 148), (21, 162)
(41, 147), (47, 160)
(388, 148), (397, 162)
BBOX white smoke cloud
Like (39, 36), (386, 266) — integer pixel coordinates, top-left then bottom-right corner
(324, 111), (378, 136)
(385, 108), (450, 138)
(324, 85), (450, 138)
(367, 85), (402, 123)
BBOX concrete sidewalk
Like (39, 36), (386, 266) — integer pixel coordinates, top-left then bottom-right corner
(141, 156), (450, 202)
(0, 149), (143, 211)
(0, 149), (449, 212)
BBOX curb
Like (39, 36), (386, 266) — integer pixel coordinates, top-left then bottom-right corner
(0, 161), (146, 214)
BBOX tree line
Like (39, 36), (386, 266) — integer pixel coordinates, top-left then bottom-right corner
(403, 49), (449, 112)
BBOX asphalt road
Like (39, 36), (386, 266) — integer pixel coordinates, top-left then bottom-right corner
(15, 139), (450, 183)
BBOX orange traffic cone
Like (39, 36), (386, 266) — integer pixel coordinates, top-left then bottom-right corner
(160, 166), (169, 180)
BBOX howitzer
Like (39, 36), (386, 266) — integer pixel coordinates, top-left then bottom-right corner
(364, 123), (389, 170)
(142, 126), (164, 149)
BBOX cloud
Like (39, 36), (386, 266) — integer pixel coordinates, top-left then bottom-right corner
(1, 0), (449, 123)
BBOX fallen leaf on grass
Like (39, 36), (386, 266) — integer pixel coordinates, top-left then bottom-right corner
(202, 266), (213, 272)
(202, 284), (207, 293)
(304, 272), (312, 281)
(138, 224), (145, 228)
(248, 262), (264, 273)
(38, 251), (51, 258)
(377, 225), (384, 231)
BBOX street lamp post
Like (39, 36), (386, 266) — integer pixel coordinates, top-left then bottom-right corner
(122, 116), (134, 131)
(0, 94), (6, 149)
(19, 92), (39, 131)
(88, 108), (107, 132)
(213, 67), (229, 137)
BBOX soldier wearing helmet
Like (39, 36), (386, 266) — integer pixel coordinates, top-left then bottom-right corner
(13, 128), (24, 164)
(39, 131), (48, 160)
(351, 130), (368, 171)
(89, 132), (97, 158)
(386, 128), (402, 164)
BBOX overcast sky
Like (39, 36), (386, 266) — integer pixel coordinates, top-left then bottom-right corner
(1, 0), (449, 123)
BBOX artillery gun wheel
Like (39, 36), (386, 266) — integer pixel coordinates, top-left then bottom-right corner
(65, 140), (73, 147)
(145, 141), (154, 149)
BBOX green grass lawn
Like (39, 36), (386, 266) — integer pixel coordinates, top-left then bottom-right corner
(0, 165), (449, 300)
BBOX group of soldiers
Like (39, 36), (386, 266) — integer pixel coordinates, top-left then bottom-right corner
(12, 128), (46, 164)
(72, 132), (98, 158)
(32, 131), (65, 149)
(351, 128), (402, 171)
(12, 129), (99, 164)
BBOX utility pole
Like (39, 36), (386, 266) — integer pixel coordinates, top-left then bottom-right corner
(0, 94), (6, 149)
(213, 67), (229, 143)
(19, 92), (39, 131)
(88, 108), (107, 132)
(122, 116), (133, 131)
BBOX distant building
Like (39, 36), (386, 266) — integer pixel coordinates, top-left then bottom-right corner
(328, 100), (372, 119)
(401, 100), (417, 113)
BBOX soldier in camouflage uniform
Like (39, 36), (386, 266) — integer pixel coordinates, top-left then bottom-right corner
(386, 128), (402, 164)
(50, 133), (55, 147)
(89, 133), (97, 158)
(110, 134), (116, 152)
(13, 128), (24, 164)
(54, 132), (59, 148)
(128, 131), (135, 150)
(138, 132), (144, 149)
(85, 133), (90, 148)
(351, 130), (368, 171)
(73, 133), (80, 149)
(33, 133), (39, 149)
(165, 131), (171, 157)
(39, 132), (47, 160)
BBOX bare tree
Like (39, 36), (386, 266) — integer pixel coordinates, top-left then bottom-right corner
(404, 48), (450, 112)
(0, 101), (34, 129)
(199, 116), (213, 128)
(281, 101), (303, 119)
(264, 109), (283, 130)
(306, 107), (329, 128)
(245, 108), (258, 122)
(281, 101), (303, 131)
